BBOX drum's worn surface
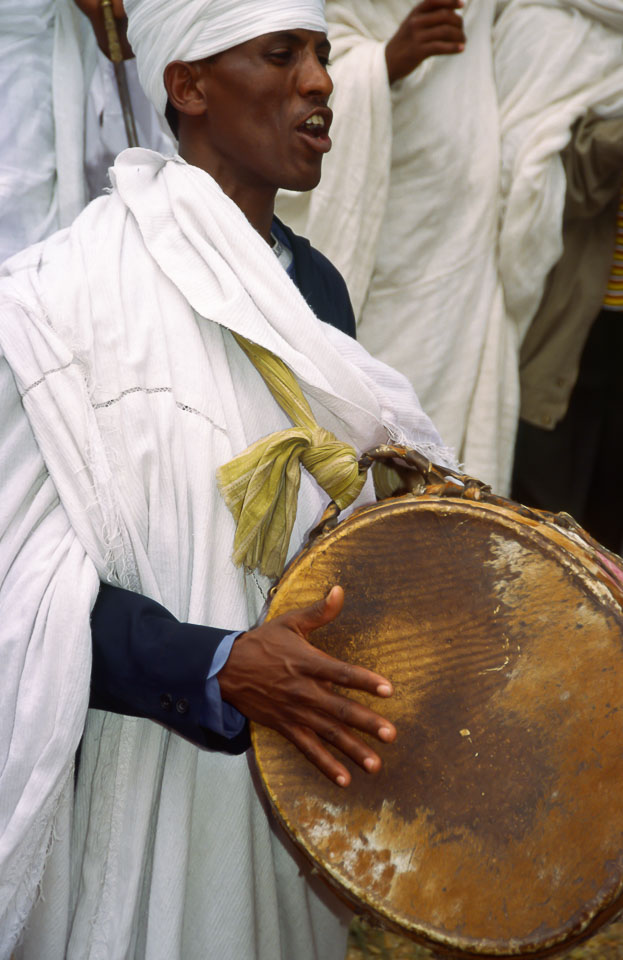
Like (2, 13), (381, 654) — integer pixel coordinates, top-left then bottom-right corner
(252, 495), (623, 958)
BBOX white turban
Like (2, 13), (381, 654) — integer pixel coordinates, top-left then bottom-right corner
(125, 0), (328, 116)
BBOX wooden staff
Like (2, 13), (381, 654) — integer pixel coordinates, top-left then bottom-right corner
(100, 0), (139, 148)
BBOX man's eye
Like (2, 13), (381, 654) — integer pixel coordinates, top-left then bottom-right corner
(318, 57), (332, 68)
(268, 49), (292, 63)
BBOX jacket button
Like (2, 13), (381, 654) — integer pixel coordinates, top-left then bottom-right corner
(160, 693), (173, 711)
(176, 698), (189, 715)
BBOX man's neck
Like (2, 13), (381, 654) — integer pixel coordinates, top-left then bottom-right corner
(179, 141), (275, 245)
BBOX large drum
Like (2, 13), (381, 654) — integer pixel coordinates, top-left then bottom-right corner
(252, 449), (623, 958)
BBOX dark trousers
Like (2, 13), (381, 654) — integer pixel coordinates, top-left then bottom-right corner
(512, 309), (623, 554)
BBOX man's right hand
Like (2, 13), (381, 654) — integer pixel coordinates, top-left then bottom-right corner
(385, 0), (466, 85)
(218, 586), (397, 788)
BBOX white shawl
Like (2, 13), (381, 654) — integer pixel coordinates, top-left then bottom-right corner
(0, 150), (447, 959)
(276, 0), (519, 494)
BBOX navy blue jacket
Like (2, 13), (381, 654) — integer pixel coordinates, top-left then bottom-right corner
(90, 222), (356, 752)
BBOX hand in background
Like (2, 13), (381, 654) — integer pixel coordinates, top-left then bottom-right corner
(72, 0), (134, 61)
(218, 586), (396, 787)
(385, 0), (466, 85)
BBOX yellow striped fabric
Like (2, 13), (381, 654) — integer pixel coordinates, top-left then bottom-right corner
(603, 186), (623, 310)
(216, 333), (367, 578)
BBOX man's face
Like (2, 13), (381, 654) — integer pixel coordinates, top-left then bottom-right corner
(193, 29), (333, 194)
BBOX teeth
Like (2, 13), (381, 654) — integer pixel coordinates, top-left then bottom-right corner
(304, 114), (325, 129)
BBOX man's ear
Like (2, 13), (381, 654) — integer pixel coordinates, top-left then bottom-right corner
(164, 60), (208, 118)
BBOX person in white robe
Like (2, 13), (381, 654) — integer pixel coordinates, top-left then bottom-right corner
(494, 0), (623, 344)
(276, 0), (623, 495)
(0, 0), (172, 264)
(276, 0), (518, 493)
(0, 1), (453, 958)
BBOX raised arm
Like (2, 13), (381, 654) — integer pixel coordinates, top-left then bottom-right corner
(385, 0), (466, 85)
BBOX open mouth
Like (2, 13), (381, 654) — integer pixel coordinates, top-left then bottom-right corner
(299, 114), (328, 137)
(296, 112), (332, 153)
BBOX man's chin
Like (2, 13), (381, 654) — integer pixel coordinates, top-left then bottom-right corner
(280, 169), (323, 194)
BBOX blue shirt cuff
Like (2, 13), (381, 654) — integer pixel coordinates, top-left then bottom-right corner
(202, 631), (246, 738)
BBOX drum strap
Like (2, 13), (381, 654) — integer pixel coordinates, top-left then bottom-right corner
(216, 333), (367, 578)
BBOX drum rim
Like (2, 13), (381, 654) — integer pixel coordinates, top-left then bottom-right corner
(251, 764), (623, 958)
(253, 493), (623, 957)
(271, 494), (623, 616)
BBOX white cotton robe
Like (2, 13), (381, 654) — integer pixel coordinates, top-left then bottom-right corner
(276, 0), (518, 493)
(0, 150), (449, 960)
(0, 0), (174, 265)
(0, 0), (88, 262)
(494, 0), (623, 343)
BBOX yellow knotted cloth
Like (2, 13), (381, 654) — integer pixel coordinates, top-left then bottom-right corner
(217, 333), (367, 579)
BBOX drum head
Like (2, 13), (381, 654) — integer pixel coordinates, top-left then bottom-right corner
(252, 496), (623, 958)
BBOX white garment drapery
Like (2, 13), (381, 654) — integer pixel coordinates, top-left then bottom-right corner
(277, 0), (518, 493)
(0, 0), (91, 262)
(494, 0), (623, 342)
(0, 0), (175, 266)
(276, 0), (623, 494)
(0, 149), (449, 959)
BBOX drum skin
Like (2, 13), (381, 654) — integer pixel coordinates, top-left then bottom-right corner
(251, 494), (623, 958)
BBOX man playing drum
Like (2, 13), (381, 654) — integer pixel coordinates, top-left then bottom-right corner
(0, 1), (453, 957)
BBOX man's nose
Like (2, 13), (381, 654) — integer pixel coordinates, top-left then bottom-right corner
(299, 52), (333, 99)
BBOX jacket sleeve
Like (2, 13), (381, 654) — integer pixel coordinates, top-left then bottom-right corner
(90, 584), (250, 754)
